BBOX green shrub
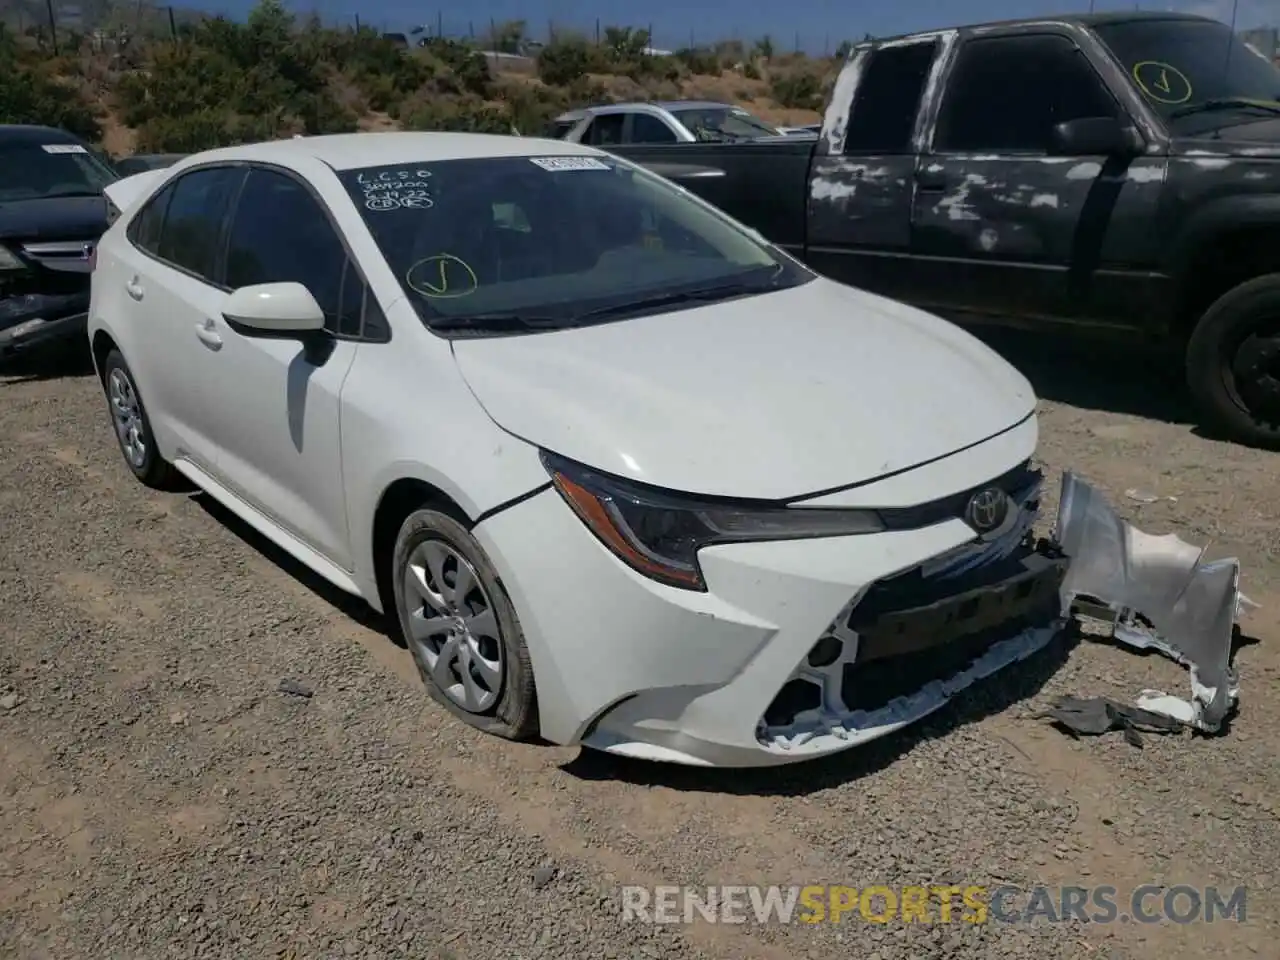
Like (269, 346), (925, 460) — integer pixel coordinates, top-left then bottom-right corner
(770, 70), (824, 110)
(673, 47), (721, 76)
(0, 26), (101, 142)
(536, 34), (595, 87)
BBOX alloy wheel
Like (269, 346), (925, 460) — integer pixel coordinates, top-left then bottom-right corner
(108, 367), (148, 468)
(402, 539), (504, 713)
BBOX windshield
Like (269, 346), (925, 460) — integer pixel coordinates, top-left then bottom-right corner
(670, 107), (781, 141)
(341, 154), (809, 334)
(0, 141), (117, 202)
(1094, 18), (1280, 129)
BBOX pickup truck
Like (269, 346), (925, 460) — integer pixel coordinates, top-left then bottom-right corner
(609, 11), (1280, 447)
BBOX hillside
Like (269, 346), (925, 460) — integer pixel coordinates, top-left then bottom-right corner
(0, 0), (836, 158)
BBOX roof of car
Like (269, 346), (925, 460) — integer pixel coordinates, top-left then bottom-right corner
(552, 100), (738, 123)
(171, 132), (605, 172)
(872, 10), (1218, 45)
(0, 125), (87, 144)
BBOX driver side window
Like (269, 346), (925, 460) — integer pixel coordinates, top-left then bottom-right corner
(631, 114), (679, 144)
(223, 168), (354, 335)
(935, 34), (1121, 153)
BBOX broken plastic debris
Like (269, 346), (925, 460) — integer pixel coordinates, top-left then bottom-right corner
(1054, 472), (1249, 733)
(1124, 488), (1177, 504)
(1040, 694), (1184, 747)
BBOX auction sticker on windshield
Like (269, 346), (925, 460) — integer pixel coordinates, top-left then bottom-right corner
(528, 156), (611, 172)
(42, 144), (87, 154)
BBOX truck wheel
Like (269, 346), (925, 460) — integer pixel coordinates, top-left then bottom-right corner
(1186, 273), (1280, 448)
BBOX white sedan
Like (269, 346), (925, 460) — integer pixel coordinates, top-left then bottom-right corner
(89, 132), (1064, 767)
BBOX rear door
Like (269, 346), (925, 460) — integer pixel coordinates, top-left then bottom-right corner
(111, 164), (244, 471)
(805, 38), (943, 303)
(909, 30), (1166, 326)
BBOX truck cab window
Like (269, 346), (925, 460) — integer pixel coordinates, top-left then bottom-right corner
(584, 114), (625, 146)
(934, 34), (1120, 153)
(844, 40), (939, 154)
(631, 114), (679, 143)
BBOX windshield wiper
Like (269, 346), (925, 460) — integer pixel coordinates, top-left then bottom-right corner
(429, 312), (568, 332)
(41, 189), (108, 199)
(430, 268), (785, 332)
(568, 273), (784, 323)
(1169, 98), (1280, 120)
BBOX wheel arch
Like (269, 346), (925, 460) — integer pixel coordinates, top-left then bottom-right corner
(90, 329), (118, 383)
(369, 476), (472, 618)
(1168, 196), (1280, 341)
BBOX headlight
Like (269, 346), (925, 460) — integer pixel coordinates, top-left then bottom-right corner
(540, 450), (885, 591)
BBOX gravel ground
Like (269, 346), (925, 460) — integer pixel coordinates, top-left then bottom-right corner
(2, 333), (1277, 960)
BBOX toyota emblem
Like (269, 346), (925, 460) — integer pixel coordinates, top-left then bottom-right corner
(965, 488), (1008, 534)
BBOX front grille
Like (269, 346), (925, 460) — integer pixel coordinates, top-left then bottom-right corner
(872, 459), (1041, 531)
(20, 241), (96, 275)
(840, 540), (1066, 713)
(758, 474), (1066, 743)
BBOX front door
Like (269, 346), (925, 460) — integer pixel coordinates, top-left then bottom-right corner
(198, 167), (361, 570)
(910, 31), (1166, 328)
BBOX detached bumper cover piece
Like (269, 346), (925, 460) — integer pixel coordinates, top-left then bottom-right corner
(1054, 472), (1251, 732)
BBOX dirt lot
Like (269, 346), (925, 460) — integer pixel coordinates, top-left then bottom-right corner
(2, 333), (1277, 960)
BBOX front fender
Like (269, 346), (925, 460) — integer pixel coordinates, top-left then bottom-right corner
(1165, 192), (1280, 280)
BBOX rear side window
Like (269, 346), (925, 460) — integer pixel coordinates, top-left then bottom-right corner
(127, 184), (173, 254)
(631, 114), (679, 143)
(155, 167), (243, 281)
(843, 40), (939, 154)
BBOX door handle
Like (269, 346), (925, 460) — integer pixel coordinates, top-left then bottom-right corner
(194, 319), (223, 350)
(914, 169), (947, 192)
(125, 277), (144, 301)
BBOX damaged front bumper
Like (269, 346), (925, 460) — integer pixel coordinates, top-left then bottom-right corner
(1055, 472), (1248, 732)
(0, 291), (89, 358)
(480, 467), (1250, 768)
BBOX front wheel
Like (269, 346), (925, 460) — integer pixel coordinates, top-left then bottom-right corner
(391, 506), (539, 740)
(1186, 273), (1280, 448)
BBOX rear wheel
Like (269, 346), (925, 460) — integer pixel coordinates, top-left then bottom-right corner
(391, 506), (538, 740)
(1186, 273), (1280, 448)
(101, 349), (178, 489)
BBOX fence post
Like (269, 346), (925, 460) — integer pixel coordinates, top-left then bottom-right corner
(44, 0), (58, 55)
(168, 5), (177, 39)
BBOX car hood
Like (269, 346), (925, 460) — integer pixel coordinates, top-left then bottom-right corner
(1173, 117), (1280, 157)
(451, 279), (1037, 500)
(0, 195), (110, 242)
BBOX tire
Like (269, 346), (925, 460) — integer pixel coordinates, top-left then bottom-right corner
(391, 506), (538, 740)
(101, 349), (179, 489)
(1186, 272), (1280, 448)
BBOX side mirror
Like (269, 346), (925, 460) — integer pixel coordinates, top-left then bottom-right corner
(1049, 116), (1142, 157)
(222, 282), (326, 336)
